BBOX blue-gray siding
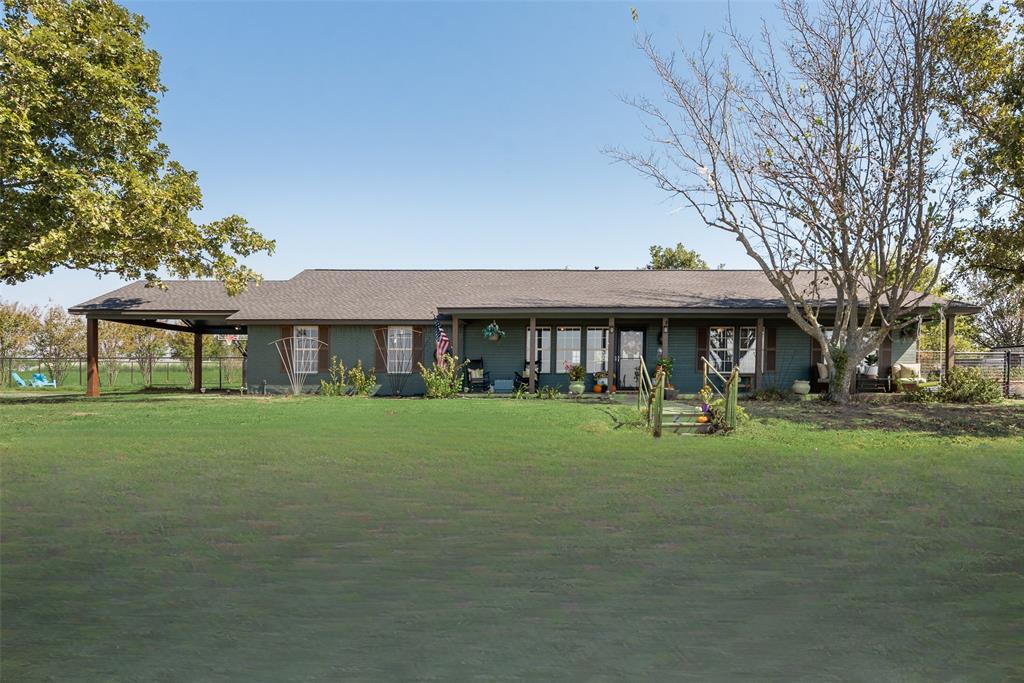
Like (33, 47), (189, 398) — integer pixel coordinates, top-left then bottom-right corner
(246, 317), (839, 395)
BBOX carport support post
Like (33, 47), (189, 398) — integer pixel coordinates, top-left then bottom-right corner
(86, 318), (100, 397)
(945, 314), (956, 378)
(528, 317), (537, 393)
(193, 331), (203, 393)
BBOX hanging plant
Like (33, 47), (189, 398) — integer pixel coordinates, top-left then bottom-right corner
(482, 321), (505, 341)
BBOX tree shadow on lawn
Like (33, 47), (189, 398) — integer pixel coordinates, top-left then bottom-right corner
(746, 400), (1024, 439)
(0, 388), (242, 406)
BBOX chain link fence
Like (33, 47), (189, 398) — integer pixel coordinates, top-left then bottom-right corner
(918, 350), (1024, 397)
(3, 356), (246, 391)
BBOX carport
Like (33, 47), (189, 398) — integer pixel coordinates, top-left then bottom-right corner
(69, 280), (261, 397)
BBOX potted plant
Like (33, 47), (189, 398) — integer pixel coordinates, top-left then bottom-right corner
(864, 353), (879, 378)
(655, 356), (677, 399)
(593, 371), (608, 393)
(565, 362), (586, 395)
(482, 321), (505, 341)
(791, 379), (811, 395)
(698, 384), (713, 413)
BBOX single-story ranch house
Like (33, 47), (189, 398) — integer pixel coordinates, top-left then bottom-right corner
(70, 269), (979, 396)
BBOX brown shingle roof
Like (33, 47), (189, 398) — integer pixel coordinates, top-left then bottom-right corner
(71, 269), (971, 321)
(69, 280), (284, 315)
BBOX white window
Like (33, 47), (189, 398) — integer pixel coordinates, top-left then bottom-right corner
(525, 326), (551, 374)
(387, 326), (413, 374)
(709, 326), (734, 372)
(293, 326), (319, 374)
(556, 327), (582, 372)
(586, 327), (609, 373)
(738, 326), (758, 374)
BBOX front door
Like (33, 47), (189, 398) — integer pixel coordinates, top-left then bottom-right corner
(617, 329), (645, 389)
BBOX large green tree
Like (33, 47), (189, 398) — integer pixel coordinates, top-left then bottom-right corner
(939, 1), (1024, 287)
(645, 243), (709, 270)
(0, 0), (274, 294)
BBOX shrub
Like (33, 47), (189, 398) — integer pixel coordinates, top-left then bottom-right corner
(320, 356), (347, 396)
(748, 386), (788, 401)
(709, 398), (749, 432)
(418, 356), (468, 399)
(938, 367), (1002, 404)
(537, 386), (561, 400)
(346, 360), (377, 397)
(903, 389), (937, 404)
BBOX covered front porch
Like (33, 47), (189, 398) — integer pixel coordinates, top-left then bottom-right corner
(443, 311), (798, 395)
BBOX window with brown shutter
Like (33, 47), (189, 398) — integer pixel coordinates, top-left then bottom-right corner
(279, 325), (293, 372)
(696, 327), (709, 371)
(373, 327), (387, 374)
(765, 327), (777, 373)
(411, 326), (424, 373)
(318, 325), (330, 372)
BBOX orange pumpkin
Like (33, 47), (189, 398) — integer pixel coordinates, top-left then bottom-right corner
(593, 385), (603, 393)
(696, 415), (709, 424)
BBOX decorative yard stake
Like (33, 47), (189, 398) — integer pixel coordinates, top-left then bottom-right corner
(270, 335), (326, 395)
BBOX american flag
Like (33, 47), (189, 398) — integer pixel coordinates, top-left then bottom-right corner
(434, 315), (451, 361)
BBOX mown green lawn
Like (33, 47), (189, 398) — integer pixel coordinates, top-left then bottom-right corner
(1, 394), (1022, 681)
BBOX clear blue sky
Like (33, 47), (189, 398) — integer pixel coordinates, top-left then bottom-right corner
(5, 1), (779, 310)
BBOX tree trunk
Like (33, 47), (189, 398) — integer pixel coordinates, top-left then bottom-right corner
(829, 363), (858, 403)
(826, 339), (866, 404)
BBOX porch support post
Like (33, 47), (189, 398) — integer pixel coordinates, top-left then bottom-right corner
(193, 330), (203, 393)
(86, 318), (100, 397)
(607, 317), (616, 390)
(452, 316), (460, 360)
(528, 317), (537, 393)
(754, 317), (764, 391)
(945, 313), (956, 377)
(660, 317), (669, 359)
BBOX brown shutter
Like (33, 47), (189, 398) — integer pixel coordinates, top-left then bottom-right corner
(879, 333), (892, 378)
(279, 325), (293, 372)
(765, 327), (777, 373)
(411, 326), (424, 373)
(373, 327), (387, 374)
(696, 327), (709, 371)
(317, 325), (330, 372)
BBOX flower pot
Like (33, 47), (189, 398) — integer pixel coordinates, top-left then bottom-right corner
(568, 381), (586, 395)
(487, 333), (501, 341)
(864, 365), (879, 378)
(664, 388), (678, 400)
(701, 402), (710, 413)
(791, 379), (811, 395)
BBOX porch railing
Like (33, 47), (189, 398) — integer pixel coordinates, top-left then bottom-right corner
(700, 356), (740, 430)
(637, 357), (666, 437)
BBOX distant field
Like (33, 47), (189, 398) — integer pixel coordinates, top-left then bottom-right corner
(4, 358), (244, 391)
(1, 394), (1022, 680)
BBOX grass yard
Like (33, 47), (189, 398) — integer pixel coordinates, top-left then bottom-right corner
(1, 394), (1022, 681)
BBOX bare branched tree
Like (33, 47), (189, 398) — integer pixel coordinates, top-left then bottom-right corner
(609, 0), (965, 401)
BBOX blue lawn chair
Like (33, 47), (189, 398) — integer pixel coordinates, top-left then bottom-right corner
(32, 373), (57, 388)
(11, 372), (28, 387)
